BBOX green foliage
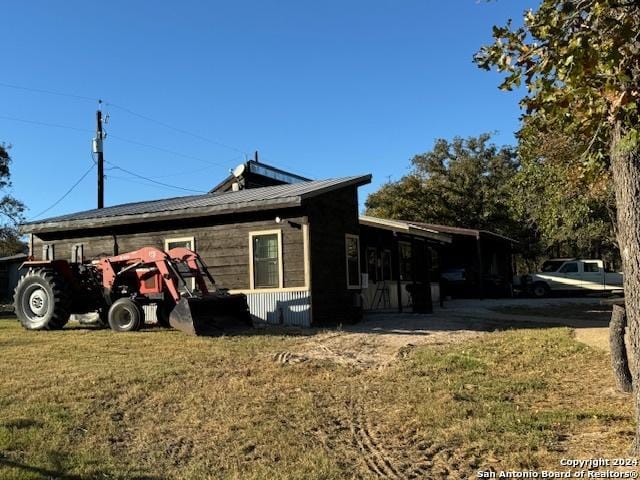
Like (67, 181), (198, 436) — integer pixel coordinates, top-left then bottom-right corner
(474, 0), (640, 161)
(365, 129), (617, 266)
(366, 134), (521, 236)
(0, 144), (25, 256)
(512, 120), (617, 261)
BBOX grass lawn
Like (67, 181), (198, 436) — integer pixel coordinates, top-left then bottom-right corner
(0, 317), (635, 479)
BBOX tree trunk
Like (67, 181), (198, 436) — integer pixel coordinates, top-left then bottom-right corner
(610, 304), (633, 393)
(610, 122), (640, 453)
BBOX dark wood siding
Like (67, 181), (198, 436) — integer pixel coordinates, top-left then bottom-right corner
(306, 186), (360, 325)
(32, 210), (307, 290)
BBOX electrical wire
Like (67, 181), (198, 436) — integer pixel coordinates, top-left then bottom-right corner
(0, 81), (98, 102)
(104, 160), (206, 194)
(105, 102), (249, 156)
(28, 164), (95, 220)
(0, 114), (92, 134)
(0, 114), (238, 169)
(0, 82), (251, 156)
(107, 133), (232, 168)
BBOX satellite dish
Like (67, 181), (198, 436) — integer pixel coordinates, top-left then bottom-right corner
(232, 163), (246, 178)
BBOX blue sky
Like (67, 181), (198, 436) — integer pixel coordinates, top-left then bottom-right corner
(1, 0), (535, 221)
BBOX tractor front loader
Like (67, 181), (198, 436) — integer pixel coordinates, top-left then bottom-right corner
(13, 246), (252, 335)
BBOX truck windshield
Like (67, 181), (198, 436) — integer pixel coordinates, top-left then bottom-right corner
(541, 261), (565, 272)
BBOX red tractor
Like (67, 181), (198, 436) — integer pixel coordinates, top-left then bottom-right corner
(13, 246), (252, 335)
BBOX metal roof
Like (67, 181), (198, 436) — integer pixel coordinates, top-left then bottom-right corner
(359, 216), (452, 243)
(411, 222), (517, 243)
(22, 175), (371, 234)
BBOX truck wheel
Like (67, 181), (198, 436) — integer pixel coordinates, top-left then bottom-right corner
(14, 268), (71, 330)
(108, 298), (143, 332)
(531, 282), (550, 298)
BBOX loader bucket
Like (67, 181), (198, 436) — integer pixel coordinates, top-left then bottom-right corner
(169, 294), (252, 335)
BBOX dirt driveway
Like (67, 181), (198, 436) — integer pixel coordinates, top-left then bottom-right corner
(269, 297), (614, 368)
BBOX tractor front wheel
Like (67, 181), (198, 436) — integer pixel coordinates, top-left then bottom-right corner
(14, 268), (71, 330)
(108, 298), (144, 332)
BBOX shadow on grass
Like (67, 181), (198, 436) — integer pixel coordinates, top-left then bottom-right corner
(0, 455), (163, 480)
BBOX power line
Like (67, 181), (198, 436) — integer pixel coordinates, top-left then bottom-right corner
(0, 114), (237, 169)
(0, 82), (252, 156)
(0, 114), (92, 134)
(0, 81), (98, 103)
(105, 102), (249, 156)
(29, 164), (95, 220)
(104, 160), (206, 194)
(130, 156), (243, 180)
(107, 133), (233, 168)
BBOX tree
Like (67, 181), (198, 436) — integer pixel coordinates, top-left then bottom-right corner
(513, 119), (617, 263)
(366, 133), (520, 235)
(474, 0), (640, 451)
(0, 144), (25, 256)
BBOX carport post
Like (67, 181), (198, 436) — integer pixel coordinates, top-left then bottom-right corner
(476, 235), (484, 299)
(395, 236), (402, 313)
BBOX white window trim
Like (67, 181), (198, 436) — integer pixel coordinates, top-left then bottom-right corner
(164, 236), (196, 289)
(345, 234), (361, 289)
(164, 236), (196, 252)
(249, 229), (284, 290)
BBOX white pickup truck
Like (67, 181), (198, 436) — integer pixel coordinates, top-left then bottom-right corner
(520, 258), (624, 297)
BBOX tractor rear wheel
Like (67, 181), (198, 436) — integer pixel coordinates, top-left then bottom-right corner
(14, 268), (71, 330)
(108, 298), (144, 332)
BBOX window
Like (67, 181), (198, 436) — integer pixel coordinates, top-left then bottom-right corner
(42, 244), (54, 261)
(345, 234), (360, 289)
(541, 260), (564, 272)
(71, 244), (84, 263)
(250, 231), (282, 289)
(584, 262), (600, 273)
(366, 247), (378, 283)
(559, 262), (578, 273)
(381, 250), (392, 281)
(399, 242), (412, 281)
(165, 237), (196, 289)
(165, 237), (195, 251)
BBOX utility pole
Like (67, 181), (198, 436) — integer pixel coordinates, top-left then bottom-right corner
(94, 101), (105, 209)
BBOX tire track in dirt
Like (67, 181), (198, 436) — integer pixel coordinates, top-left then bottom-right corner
(347, 401), (402, 479)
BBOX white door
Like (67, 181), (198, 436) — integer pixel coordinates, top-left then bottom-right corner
(581, 261), (604, 290)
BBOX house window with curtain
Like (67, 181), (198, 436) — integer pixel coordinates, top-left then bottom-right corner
(251, 231), (282, 289)
(345, 234), (360, 289)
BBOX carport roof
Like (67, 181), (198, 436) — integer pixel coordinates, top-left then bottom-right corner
(22, 175), (371, 234)
(411, 222), (517, 244)
(359, 216), (452, 243)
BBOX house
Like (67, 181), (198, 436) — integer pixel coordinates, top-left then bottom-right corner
(21, 175), (375, 327)
(19, 160), (516, 327)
